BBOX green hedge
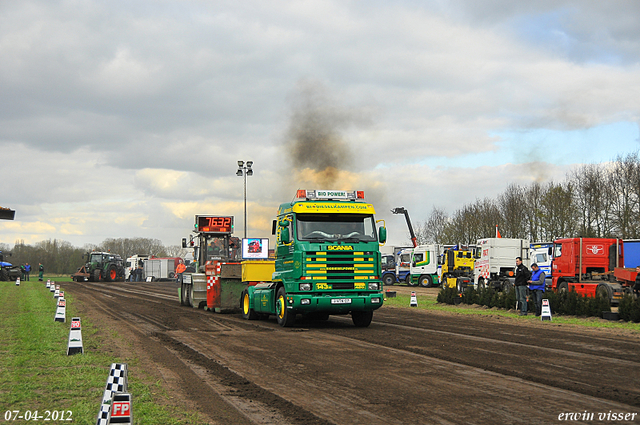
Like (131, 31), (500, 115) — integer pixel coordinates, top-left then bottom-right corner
(437, 286), (611, 318)
(618, 295), (640, 322)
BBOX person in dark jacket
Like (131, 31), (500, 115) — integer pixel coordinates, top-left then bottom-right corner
(528, 263), (546, 316)
(514, 257), (531, 316)
(634, 266), (640, 296)
(38, 263), (44, 281)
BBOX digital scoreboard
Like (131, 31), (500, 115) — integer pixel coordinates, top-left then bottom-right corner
(195, 216), (234, 233)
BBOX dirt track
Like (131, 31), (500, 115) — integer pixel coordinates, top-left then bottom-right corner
(64, 280), (640, 424)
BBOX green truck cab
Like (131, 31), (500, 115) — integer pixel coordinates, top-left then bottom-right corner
(242, 190), (387, 327)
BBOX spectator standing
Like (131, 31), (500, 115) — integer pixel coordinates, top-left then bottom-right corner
(634, 266), (640, 297)
(175, 259), (187, 285)
(24, 263), (31, 281)
(38, 263), (44, 281)
(514, 257), (531, 316)
(20, 264), (26, 280)
(136, 260), (144, 282)
(528, 263), (546, 316)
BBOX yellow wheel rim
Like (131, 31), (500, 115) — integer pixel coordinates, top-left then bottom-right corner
(243, 293), (250, 315)
(277, 295), (286, 319)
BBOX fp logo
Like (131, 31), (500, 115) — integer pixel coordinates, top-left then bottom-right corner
(111, 401), (131, 417)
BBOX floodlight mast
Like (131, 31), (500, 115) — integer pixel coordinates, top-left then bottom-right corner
(236, 161), (253, 238)
(391, 207), (417, 248)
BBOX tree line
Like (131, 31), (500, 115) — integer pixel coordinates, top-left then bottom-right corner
(416, 151), (640, 245)
(0, 238), (186, 275)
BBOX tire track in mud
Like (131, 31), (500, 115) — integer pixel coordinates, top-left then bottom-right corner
(66, 281), (333, 425)
(66, 281), (640, 423)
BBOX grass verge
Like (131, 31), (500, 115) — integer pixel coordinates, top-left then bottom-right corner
(0, 280), (205, 424)
(383, 291), (640, 332)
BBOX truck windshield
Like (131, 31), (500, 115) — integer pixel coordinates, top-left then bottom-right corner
(296, 213), (377, 242)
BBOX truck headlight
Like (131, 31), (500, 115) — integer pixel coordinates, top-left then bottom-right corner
(368, 282), (379, 290)
(371, 298), (381, 304)
(299, 283), (312, 291)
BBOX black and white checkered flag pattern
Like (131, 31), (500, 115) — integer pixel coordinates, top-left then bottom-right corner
(96, 363), (128, 425)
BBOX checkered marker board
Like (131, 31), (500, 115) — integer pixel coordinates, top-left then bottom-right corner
(96, 363), (128, 425)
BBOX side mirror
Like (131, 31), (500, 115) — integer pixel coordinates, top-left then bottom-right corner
(272, 220), (277, 235)
(281, 227), (290, 244)
(378, 227), (387, 244)
(181, 238), (187, 248)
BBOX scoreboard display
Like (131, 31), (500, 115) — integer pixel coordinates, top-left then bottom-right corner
(195, 216), (234, 233)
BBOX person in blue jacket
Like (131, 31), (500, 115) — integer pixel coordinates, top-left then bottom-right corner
(24, 263), (31, 280)
(528, 263), (546, 317)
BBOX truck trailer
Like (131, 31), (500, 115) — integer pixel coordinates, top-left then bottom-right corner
(474, 238), (530, 292)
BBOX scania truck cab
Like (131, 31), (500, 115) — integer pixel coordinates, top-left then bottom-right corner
(241, 189), (387, 327)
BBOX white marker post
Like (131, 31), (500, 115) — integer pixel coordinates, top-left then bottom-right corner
(54, 298), (66, 323)
(67, 317), (84, 355)
(15, 277), (20, 286)
(410, 291), (418, 307)
(541, 299), (552, 321)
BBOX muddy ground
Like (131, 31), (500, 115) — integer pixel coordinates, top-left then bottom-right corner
(64, 280), (640, 424)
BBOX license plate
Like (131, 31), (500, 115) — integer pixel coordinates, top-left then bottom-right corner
(331, 298), (352, 304)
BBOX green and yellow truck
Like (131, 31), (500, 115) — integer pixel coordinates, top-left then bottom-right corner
(241, 190), (387, 327)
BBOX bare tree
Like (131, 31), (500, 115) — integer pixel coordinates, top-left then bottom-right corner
(524, 182), (544, 242)
(165, 245), (189, 258)
(539, 181), (577, 241)
(609, 152), (640, 238)
(415, 207), (449, 244)
(498, 184), (527, 239)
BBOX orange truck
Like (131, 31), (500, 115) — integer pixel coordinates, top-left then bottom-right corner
(551, 238), (637, 305)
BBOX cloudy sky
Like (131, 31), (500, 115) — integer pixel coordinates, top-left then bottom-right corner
(1, 0), (639, 249)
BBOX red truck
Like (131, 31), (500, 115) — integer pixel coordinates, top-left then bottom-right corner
(551, 238), (637, 305)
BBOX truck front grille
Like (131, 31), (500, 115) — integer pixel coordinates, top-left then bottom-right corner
(304, 251), (376, 288)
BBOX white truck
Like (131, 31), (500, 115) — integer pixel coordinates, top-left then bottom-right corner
(398, 244), (442, 287)
(125, 255), (149, 281)
(529, 242), (553, 288)
(474, 238), (530, 292)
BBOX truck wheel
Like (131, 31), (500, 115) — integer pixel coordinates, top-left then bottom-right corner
(383, 274), (395, 286)
(180, 282), (187, 305)
(242, 290), (258, 320)
(502, 281), (513, 293)
(352, 310), (373, 327)
(275, 287), (296, 327)
(558, 282), (569, 294)
(478, 278), (486, 290)
(187, 285), (194, 307)
(92, 269), (101, 282)
(596, 284), (613, 300)
(456, 280), (464, 293)
(418, 275), (433, 288)
(0, 269), (8, 281)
